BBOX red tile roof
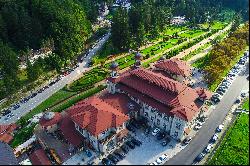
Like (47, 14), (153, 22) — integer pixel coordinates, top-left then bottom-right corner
(59, 114), (85, 147)
(99, 91), (140, 115)
(0, 124), (17, 143)
(0, 124), (17, 134)
(29, 149), (52, 165)
(107, 68), (202, 121)
(0, 134), (13, 144)
(195, 87), (213, 100)
(118, 84), (173, 116)
(39, 112), (62, 127)
(67, 96), (129, 137)
(155, 58), (192, 77)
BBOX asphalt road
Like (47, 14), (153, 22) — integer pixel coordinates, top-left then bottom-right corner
(0, 32), (111, 125)
(166, 59), (249, 165)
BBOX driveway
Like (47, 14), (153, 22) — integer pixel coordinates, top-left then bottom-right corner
(0, 32), (111, 125)
(116, 130), (184, 165)
(165, 60), (249, 165)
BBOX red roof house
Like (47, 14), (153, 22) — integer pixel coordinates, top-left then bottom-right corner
(29, 149), (52, 165)
(0, 124), (17, 144)
(39, 112), (62, 128)
(107, 68), (202, 122)
(155, 58), (192, 77)
(67, 96), (129, 137)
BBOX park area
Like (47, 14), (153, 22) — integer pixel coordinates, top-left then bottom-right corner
(208, 99), (249, 165)
(93, 21), (227, 67)
(10, 21), (229, 149)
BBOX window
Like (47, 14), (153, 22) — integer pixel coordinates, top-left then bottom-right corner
(174, 131), (178, 138)
(163, 123), (166, 130)
(157, 119), (160, 125)
(151, 108), (156, 113)
(144, 112), (149, 117)
(158, 112), (162, 118)
(176, 123), (181, 130)
(164, 115), (169, 121)
(151, 116), (154, 122)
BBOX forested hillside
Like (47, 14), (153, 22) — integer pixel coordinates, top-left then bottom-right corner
(0, 0), (109, 98)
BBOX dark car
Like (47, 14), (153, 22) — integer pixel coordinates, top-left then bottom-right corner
(157, 132), (166, 140)
(114, 152), (124, 160)
(121, 145), (129, 153)
(182, 136), (192, 145)
(131, 138), (142, 146)
(162, 137), (171, 146)
(2, 109), (11, 116)
(126, 141), (135, 149)
(194, 153), (205, 162)
(102, 158), (112, 165)
(126, 124), (136, 132)
(107, 154), (119, 164)
(130, 120), (141, 129)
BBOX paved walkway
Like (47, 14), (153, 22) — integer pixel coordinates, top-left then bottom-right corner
(173, 23), (232, 60)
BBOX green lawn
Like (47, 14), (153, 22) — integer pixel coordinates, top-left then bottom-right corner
(69, 68), (109, 91)
(208, 113), (249, 165)
(179, 30), (205, 38)
(242, 98), (249, 111)
(182, 42), (212, 61)
(19, 88), (77, 123)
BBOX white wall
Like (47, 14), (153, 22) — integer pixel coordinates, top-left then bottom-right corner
(170, 116), (187, 140)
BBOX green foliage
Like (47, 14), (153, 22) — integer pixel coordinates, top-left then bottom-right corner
(242, 98), (249, 111)
(111, 7), (131, 51)
(208, 114), (249, 165)
(69, 68), (109, 91)
(0, 41), (19, 97)
(52, 85), (106, 113)
(203, 23), (249, 89)
(19, 88), (77, 122)
(11, 123), (37, 148)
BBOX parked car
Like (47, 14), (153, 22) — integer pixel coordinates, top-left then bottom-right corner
(194, 153), (205, 162)
(194, 124), (202, 130)
(157, 132), (166, 140)
(126, 124), (136, 132)
(149, 161), (158, 165)
(121, 145), (129, 153)
(204, 144), (213, 153)
(182, 136), (192, 145)
(155, 154), (168, 164)
(152, 128), (161, 136)
(102, 158), (112, 165)
(210, 134), (219, 143)
(85, 149), (92, 157)
(162, 137), (171, 146)
(131, 138), (142, 146)
(126, 141), (135, 149)
(216, 124), (224, 132)
(114, 152), (124, 160)
(107, 154), (119, 164)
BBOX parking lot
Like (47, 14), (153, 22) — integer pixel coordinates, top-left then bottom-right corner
(116, 129), (185, 165)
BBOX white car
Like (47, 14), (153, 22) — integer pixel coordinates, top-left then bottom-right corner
(216, 124), (224, 132)
(156, 154), (168, 164)
(211, 134), (219, 142)
(152, 128), (161, 136)
(204, 144), (214, 153)
(194, 125), (202, 130)
(149, 162), (158, 165)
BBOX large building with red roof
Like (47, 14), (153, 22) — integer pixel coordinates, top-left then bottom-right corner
(106, 56), (211, 140)
(67, 96), (129, 153)
(36, 54), (212, 158)
(154, 58), (192, 83)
